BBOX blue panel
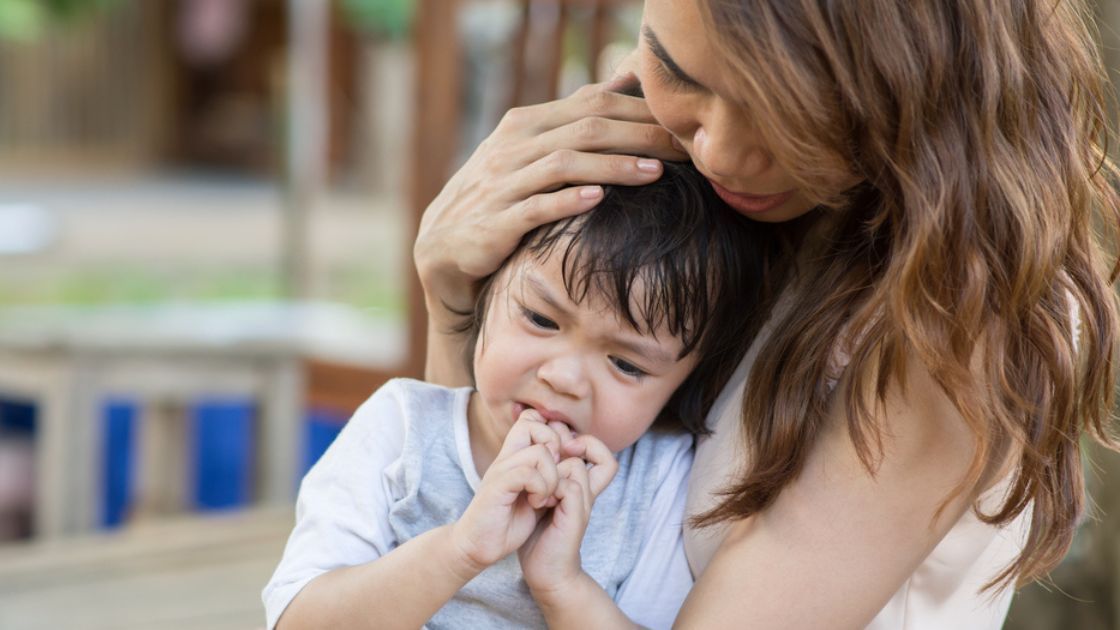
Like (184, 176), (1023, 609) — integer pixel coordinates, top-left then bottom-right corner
(101, 399), (136, 528)
(0, 398), (36, 435)
(191, 398), (255, 511)
(302, 408), (347, 478)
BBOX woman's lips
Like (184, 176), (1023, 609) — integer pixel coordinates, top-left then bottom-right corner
(708, 180), (796, 214)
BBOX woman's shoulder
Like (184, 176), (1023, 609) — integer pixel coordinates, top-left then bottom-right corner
(682, 349), (1002, 627)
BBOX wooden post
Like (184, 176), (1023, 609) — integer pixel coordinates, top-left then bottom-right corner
(283, 0), (329, 300)
(406, 0), (462, 377)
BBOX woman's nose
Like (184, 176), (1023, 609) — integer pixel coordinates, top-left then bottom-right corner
(692, 123), (772, 181)
(536, 355), (589, 399)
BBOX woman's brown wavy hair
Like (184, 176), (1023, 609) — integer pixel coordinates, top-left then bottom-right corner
(693, 0), (1120, 589)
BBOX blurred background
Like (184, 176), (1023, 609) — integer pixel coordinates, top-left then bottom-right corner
(0, 1), (1114, 628)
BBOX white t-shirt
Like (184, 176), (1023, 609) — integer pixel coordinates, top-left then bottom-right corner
(263, 378), (695, 629)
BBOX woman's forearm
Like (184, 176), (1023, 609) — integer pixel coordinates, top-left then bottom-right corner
(276, 525), (482, 630)
(424, 308), (472, 388)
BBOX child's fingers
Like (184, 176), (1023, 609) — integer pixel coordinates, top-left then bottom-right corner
(552, 472), (593, 540)
(547, 420), (575, 445)
(519, 467), (553, 509)
(493, 443), (560, 508)
(557, 457), (593, 513)
(497, 412), (562, 462)
(563, 435), (618, 498)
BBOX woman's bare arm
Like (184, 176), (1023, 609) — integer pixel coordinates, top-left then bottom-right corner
(675, 352), (993, 629)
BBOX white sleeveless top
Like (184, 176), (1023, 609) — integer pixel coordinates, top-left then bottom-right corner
(684, 286), (1032, 629)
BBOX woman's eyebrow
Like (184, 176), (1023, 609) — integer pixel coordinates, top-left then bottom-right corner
(642, 25), (702, 87)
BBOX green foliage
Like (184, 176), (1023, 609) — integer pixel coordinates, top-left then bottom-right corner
(0, 0), (43, 40)
(43, 0), (119, 19)
(340, 0), (414, 40)
(0, 0), (119, 41)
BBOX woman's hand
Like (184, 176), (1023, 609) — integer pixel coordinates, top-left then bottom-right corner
(414, 81), (687, 326)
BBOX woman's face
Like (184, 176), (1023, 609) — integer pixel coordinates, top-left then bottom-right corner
(638, 0), (817, 223)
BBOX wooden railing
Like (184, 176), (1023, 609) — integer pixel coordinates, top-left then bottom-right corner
(0, 1), (167, 171)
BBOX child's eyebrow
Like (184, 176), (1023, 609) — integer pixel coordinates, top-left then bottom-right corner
(612, 336), (677, 366)
(525, 274), (573, 317)
(525, 273), (678, 366)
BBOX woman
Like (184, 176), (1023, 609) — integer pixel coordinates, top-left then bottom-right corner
(415, 0), (1120, 627)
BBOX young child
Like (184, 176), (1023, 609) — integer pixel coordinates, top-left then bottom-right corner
(262, 162), (773, 629)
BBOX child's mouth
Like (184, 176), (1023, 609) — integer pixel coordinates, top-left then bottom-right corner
(512, 401), (576, 434)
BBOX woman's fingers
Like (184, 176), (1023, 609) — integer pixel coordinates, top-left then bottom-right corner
(499, 119), (684, 201)
(604, 47), (642, 95)
(500, 83), (660, 134)
(528, 116), (683, 165)
(506, 185), (607, 236)
(505, 151), (661, 205)
(499, 86), (687, 165)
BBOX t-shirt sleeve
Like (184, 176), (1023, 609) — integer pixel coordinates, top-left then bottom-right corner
(614, 434), (695, 630)
(261, 380), (409, 630)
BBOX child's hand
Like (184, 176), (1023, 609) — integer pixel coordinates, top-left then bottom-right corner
(518, 434), (618, 603)
(451, 412), (565, 570)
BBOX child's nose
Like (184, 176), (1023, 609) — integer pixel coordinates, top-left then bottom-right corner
(536, 354), (589, 399)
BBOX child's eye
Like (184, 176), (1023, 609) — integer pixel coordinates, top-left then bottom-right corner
(522, 307), (558, 330)
(610, 356), (647, 379)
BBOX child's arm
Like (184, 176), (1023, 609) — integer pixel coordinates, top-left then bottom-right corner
(519, 435), (641, 629)
(277, 523), (482, 629)
(534, 572), (643, 629)
(277, 413), (567, 629)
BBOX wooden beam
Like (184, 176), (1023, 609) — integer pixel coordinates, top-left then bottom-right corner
(407, 0), (463, 378)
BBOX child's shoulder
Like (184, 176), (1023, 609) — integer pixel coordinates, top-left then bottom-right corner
(359, 378), (466, 414)
(329, 378), (469, 462)
(631, 427), (695, 454)
(353, 377), (471, 439)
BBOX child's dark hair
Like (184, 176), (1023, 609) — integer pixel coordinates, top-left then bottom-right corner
(455, 161), (777, 435)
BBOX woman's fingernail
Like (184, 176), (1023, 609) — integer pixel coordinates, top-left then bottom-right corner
(579, 185), (603, 199)
(637, 158), (661, 173)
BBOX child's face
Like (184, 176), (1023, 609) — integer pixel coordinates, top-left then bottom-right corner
(472, 250), (699, 453)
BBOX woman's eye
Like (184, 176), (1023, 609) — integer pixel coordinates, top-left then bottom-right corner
(522, 308), (558, 330)
(610, 357), (647, 379)
(652, 59), (698, 92)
